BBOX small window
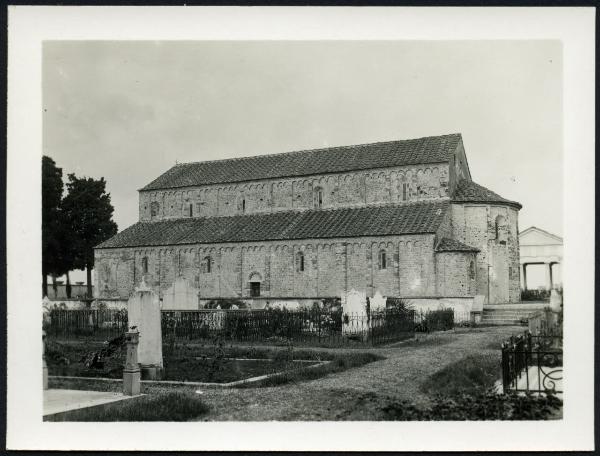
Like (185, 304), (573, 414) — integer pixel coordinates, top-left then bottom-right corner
(142, 257), (148, 274)
(250, 282), (261, 297)
(296, 252), (305, 272)
(242, 199), (246, 213)
(202, 256), (212, 274)
(469, 260), (475, 279)
(402, 183), (408, 201)
(314, 187), (324, 208)
(378, 249), (387, 270)
(495, 215), (508, 243)
(188, 203), (193, 217)
(150, 202), (159, 217)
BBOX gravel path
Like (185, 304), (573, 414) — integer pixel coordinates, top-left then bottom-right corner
(192, 325), (519, 421)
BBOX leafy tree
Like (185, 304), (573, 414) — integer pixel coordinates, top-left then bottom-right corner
(61, 174), (118, 298)
(42, 156), (66, 297)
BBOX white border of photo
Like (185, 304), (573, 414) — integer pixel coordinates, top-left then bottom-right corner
(6, 6), (595, 451)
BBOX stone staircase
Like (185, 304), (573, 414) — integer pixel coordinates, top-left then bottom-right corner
(482, 303), (548, 326)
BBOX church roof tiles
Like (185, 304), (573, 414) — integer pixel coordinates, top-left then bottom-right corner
(435, 238), (480, 253)
(96, 201), (450, 249)
(141, 133), (462, 190)
(452, 180), (522, 209)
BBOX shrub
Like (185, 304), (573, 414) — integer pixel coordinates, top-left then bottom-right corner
(521, 289), (551, 301)
(204, 298), (248, 309)
(380, 391), (562, 420)
(416, 308), (454, 332)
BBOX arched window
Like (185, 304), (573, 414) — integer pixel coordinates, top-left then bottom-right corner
(296, 251), (305, 272)
(150, 201), (160, 218)
(242, 198), (246, 213)
(378, 249), (387, 270)
(188, 203), (193, 217)
(313, 187), (324, 208)
(202, 256), (212, 274)
(142, 257), (148, 274)
(469, 260), (475, 279)
(495, 215), (508, 244)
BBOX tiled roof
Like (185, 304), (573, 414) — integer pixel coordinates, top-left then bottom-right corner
(435, 238), (480, 253)
(96, 201), (449, 249)
(141, 134), (462, 190)
(452, 180), (522, 209)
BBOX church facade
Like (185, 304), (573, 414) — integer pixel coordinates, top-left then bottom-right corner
(95, 133), (522, 311)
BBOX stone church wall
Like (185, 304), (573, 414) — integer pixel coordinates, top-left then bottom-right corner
(450, 203), (520, 303)
(138, 163), (452, 221)
(95, 233), (471, 302)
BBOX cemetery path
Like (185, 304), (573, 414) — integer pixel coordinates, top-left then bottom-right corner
(193, 325), (518, 421)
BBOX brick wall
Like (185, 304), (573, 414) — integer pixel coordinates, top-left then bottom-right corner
(138, 163), (451, 221)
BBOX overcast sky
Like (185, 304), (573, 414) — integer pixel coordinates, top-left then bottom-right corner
(43, 40), (562, 241)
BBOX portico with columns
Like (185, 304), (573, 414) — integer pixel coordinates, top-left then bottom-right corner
(519, 226), (563, 290)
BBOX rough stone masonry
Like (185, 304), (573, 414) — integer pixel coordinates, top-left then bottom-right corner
(95, 133), (522, 313)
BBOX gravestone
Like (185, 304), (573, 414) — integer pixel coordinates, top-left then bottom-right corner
(471, 295), (485, 323)
(342, 289), (368, 338)
(162, 277), (199, 310)
(42, 330), (48, 390)
(549, 289), (562, 312)
(370, 290), (387, 312)
(127, 278), (163, 379)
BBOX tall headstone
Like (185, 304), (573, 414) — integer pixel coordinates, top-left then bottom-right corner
(162, 277), (199, 310)
(342, 289), (368, 338)
(370, 290), (387, 312)
(127, 278), (163, 379)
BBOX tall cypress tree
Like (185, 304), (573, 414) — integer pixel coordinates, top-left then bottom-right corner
(61, 174), (118, 299)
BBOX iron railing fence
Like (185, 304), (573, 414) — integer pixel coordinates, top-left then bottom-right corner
(44, 308), (128, 341)
(501, 330), (563, 394)
(161, 308), (416, 347)
(45, 307), (464, 346)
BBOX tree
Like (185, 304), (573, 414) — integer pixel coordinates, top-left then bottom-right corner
(61, 174), (118, 298)
(42, 156), (64, 297)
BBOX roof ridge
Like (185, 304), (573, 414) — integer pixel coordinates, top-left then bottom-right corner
(173, 133), (463, 167)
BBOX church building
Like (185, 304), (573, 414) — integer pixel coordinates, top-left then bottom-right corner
(95, 133), (522, 312)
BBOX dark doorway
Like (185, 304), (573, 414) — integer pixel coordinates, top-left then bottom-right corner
(250, 282), (261, 297)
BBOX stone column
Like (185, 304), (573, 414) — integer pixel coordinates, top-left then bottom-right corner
(123, 329), (141, 396)
(545, 263), (552, 290)
(549, 263), (554, 290)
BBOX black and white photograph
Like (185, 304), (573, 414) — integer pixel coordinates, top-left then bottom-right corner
(6, 6), (595, 452)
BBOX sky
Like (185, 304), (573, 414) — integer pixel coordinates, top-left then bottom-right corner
(43, 41), (562, 280)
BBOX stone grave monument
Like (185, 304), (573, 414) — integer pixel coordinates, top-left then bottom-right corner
(341, 289), (368, 339)
(370, 290), (387, 312)
(471, 295), (485, 324)
(42, 330), (48, 390)
(127, 278), (163, 379)
(123, 328), (141, 396)
(162, 277), (199, 310)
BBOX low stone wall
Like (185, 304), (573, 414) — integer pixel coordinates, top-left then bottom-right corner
(404, 297), (475, 322)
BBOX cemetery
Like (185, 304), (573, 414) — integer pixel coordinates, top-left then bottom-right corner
(43, 280), (563, 421)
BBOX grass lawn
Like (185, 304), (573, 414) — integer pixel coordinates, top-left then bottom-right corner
(46, 326), (562, 421)
(45, 390), (209, 421)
